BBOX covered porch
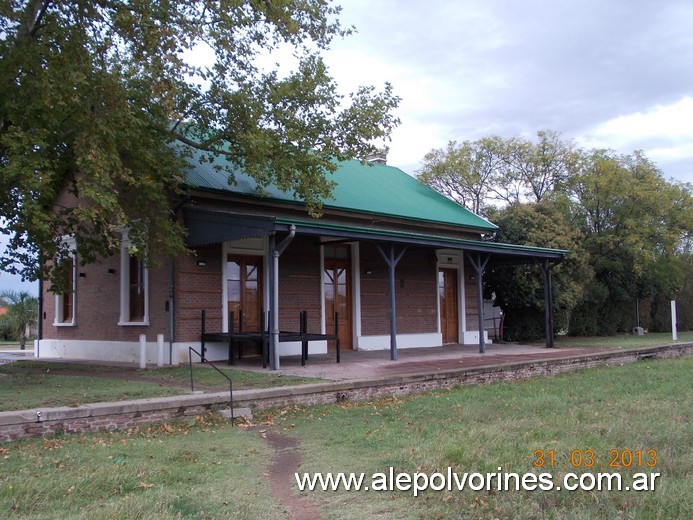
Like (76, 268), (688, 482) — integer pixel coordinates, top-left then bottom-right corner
(185, 208), (568, 370)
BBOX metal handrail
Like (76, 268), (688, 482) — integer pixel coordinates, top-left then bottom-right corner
(188, 346), (235, 425)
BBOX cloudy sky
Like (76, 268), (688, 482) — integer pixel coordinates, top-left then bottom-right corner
(325, 0), (693, 184)
(2, 0), (691, 296)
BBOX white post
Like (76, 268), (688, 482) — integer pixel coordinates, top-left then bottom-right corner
(34, 339), (39, 358)
(139, 334), (147, 369)
(157, 334), (164, 367)
(671, 300), (678, 341)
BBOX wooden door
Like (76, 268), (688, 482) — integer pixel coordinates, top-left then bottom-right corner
(438, 268), (459, 344)
(227, 255), (263, 332)
(324, 246), (352, 350)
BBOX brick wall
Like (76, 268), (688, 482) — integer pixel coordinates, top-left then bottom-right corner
(41, 237), (478, 346)
(278, 236), (322, 332)
(176, 245), (223, 342)
(42, 253), (170, 342)
(359, 244), (438, 335)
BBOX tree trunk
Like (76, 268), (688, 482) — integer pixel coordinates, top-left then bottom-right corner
(19, 325), (26, 350)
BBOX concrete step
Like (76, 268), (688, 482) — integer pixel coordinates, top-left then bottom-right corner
(218, 407), (253, 421)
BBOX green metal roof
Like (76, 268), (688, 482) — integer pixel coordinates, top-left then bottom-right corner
(184, 153), (498, 232)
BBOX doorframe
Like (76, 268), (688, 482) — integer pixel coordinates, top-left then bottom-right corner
(320, 241), (358, 348)
(221, 238), (268, 333)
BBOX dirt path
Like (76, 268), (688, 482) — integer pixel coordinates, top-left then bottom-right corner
(263, 430), (323, 520)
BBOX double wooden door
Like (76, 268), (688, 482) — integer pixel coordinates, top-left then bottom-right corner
(323, 247), (352, 350)
(227, 255), (263, 332)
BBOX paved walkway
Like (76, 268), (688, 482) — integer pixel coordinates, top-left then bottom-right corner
(0, 349), (34, 364)
(0, 343), (619, 379)
(228, 343), (617, 380)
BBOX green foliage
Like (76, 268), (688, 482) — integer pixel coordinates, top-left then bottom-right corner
(418, 137), (506, 215)
(417, 130), (578, 216)
(499, 129), (579, 203)
(421, 130), (693, 337)
(486, 202), (590, 340)
(0, 290), (38, 349)
(568, 149), (692, 334)
(0, 0), (400, 287)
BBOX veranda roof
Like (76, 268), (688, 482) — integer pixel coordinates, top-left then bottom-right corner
(185, 209), (568, 264)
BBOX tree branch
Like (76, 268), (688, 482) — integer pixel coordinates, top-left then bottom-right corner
(172, 131), (233, 157)
(19, 0), (52, 39)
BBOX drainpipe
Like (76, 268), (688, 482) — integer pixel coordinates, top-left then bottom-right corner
(37, 275), (43, 357)
(270, 225), (296, 370)
(167, 195), (191, 365)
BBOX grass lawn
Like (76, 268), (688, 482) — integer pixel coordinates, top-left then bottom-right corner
(537, 330), (693, 349)
(0, 362), (319, 412)
(274, 356), (692, 519)
(0, 416), (287, 519)
(1, 356), (690, 519)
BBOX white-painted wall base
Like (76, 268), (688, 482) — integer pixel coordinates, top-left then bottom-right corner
(355, 333), (443, 351)
(462, 331), (491, 344)
(38, 339), (177, 365)
(37, 333), (488, 365)
(186, 340), (328, 363)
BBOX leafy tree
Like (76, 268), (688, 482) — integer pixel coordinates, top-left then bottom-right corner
(499, 130), (577, 204)
(0, 0), (400, 287)
(420, 128), (692, 336)
(568, 150), (692, 334)
(418, 137), (504, 215)
(485, 201), (590, 341)
(0, 290), (38, 349)
(417, 131), (578, 213)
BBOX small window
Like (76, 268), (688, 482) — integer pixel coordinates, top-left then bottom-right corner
(324, 245), (349, 259)
(119, 232), (149, 325)
(128, 255), (146, 322)
(54, 244), (77, 326)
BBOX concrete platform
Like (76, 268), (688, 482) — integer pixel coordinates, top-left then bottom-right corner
(1, 342), (690, 443)
(223, 343), (617, 380)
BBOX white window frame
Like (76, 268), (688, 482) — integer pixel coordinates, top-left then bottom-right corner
(119, 231), (149, 326)
(54, 237), (77, 327)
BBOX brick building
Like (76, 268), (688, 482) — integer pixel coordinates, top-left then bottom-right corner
(38, 156), (567, 368)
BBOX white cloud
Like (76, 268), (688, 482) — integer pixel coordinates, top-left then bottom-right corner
(577, 97), (693, 181)
(584, 97), (693, 147)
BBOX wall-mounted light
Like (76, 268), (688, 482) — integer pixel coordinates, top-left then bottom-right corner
(364, 268), (373, 275)
(107, 268), (115, 274)
(469, 274), (476, 281)
(78, 272), (86, 278)
(197, 260), (208, 267)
